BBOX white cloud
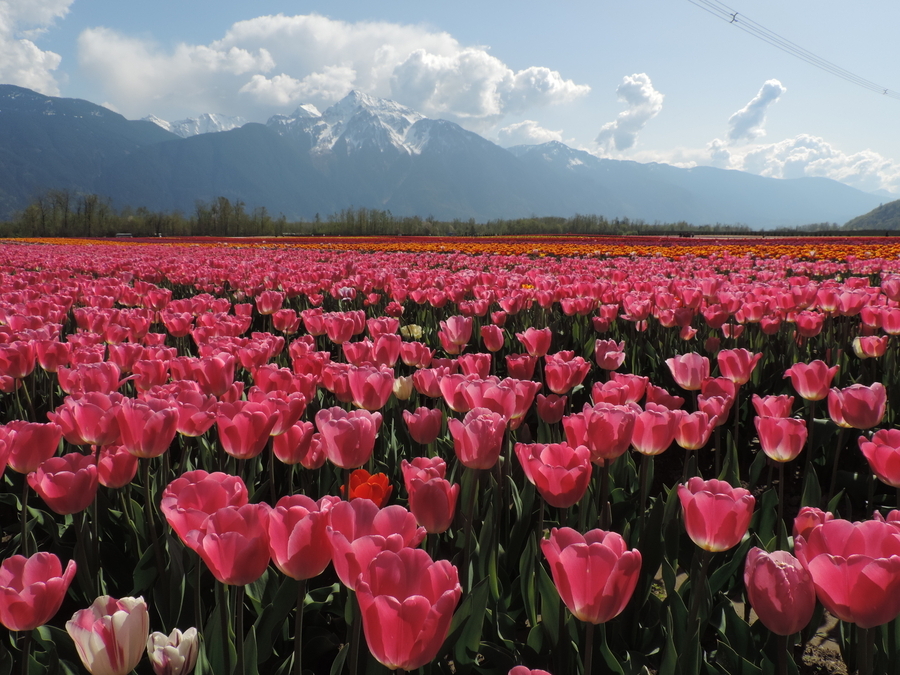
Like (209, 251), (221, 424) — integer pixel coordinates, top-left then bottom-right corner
(727, 79), (785, 143)
(76, 13), (589, 125)
(497, 120), (563, 146)
(595, 73), (664, 152)
(0, 0), (72, 94)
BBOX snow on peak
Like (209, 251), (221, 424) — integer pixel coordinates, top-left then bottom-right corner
(313, 90), (425, 154)
(142, 113), (247, 138)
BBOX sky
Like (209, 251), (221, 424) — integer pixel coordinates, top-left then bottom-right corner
(4, 0), (900, 195)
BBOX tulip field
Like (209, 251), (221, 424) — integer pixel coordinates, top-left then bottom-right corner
(3, 234), (900, 675)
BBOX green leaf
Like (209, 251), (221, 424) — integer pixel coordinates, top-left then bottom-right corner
(714, 639), (762, 675)
(709, 537), (753, 598)
(329, 643), (349, 675)
(658, 607), (679, 675)
(253, 577), (300, 662)
(444, 577), (490, 666)
(800, 465), (822, 509)
(537, 564), (560, 646)
(243, 626), (259, 675)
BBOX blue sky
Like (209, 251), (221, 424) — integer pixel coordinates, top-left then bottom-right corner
(5, 0), (900, 194)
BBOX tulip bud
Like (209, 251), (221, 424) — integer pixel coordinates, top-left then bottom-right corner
(147, 627), (199, 675)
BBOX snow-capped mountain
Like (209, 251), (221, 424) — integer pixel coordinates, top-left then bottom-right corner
(143, 112), (247, 138)
(266, 90), (425, 155)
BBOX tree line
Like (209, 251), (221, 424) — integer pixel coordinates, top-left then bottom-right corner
(0, 190), (867, 239)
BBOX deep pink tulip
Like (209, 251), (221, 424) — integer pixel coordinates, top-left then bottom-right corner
(678, 477), (755, 552)
(438, 315), (473, 353)
(755, 416), (807, 462)
(792, 507), (833, 541)
(544, 356), (591, 395)
(28, 453), (99, 515)
(160, 470), (248, 541)
(246, 388), (307, 436)
(827, 383), (886, 430)
(66, 596), (149, 675)
(216, 400), (278, 459)
(515, 442), (592, 508)
(665, 353), (710, 391)
(193, 353), (235, 397)
(184, 503), (272, 586)
(57, 361), (122, 396)
(356, 548), (461, 671)
(859, 429), (900, 488)
(509, 668), (553, 675)
(537, 394), (567, 424)
(795, 519), (900, 628)
(272, 420), (316, 465)
(717, 348), (762, 385)
(594, 339), (626, 370)
(49, 392), (122, 447)
(400, 341), (433, 369)
(630, 404), (683, 456)
(117, 397), (179, 459)
(458, 353), (492, 379)
(516, 327), (552, 358)
(506, 353), (537, 380)
(751, 394), (794, 418)
(97, 444), (139, 489)
(272, 308), (301, 334)
(4, 421), (61, 474)
(0, 553), (77, 631)
(327, 500), (426, 589)
(268, 494), (341, 580)
(783, 360), (838, 401)
(609, 373), (648, 404)
(315, 407), (382, 469)
(448, 407), (507, 470)
(698, 395), (732, 428)
(347, 365), (395, 410)
(541, 527), (641, 624)
(402, 407), (443, 445)
(562, 403), (637, 463)
(852, 335), (888, 359)
(480, 325), (505, 352)
(743, 548), (816, 636)
(255, 290), (284, 315)
(461, 378), (516, 419)
(674, 411), (717, 451)
(400, 456), (447, 485)
(590, 381), (630, 406)
(407, 476), (459, 534)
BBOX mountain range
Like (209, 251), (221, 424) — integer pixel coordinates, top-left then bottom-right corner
(0, 84), (884, 227)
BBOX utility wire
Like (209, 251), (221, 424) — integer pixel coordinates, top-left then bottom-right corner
(686, 0), (900, 100)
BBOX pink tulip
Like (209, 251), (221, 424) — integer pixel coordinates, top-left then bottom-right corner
(562, 403), (637, 464)
(0, 553), (77, 631)
(795, 519), (900, 628)
(327, 500), (426, 589)
(630, 404), (682, 456)
(183, 503), (272, 586)
(216, 400), (278, 459)
(678, 477), (755, 552)
(117, 397), (179, 459)
(268, 494), (340, 580)
(28, 453), (99, 515)
(448, 407), (507, 470)
(515, 442), (592, 508)
(717, 348), (761, 385)
(4, 421), (61, 474)
(160, 470), (249, 541)
(544, 356), (591, 395)
(743, 548), (816, 636)
(437, 315), (473, 353)
(541, 527), (641, 624)
(594, 339), (625, 370)
(674, 411), (717, 451)
(645, 384), (684, 410)
(402, 407), (443, 445)
(792, 507), (833, 541)
(516, 327), (552, 358)
(481, 325), (505, 352)
(406, 476), (459, 534)
(827, 382), (886, 429)
(783, 360), (838, 401)
(852, 335), (888, 359)
(315, 407), (382, 469)
(537, 394), (567, 424)
(66, 596), (149, 675)
(348, 365), (395, 411)
(859, 429), (900, 488)
(49, 392), (122, 447)
(509, 668), (553, 675)
(506, 353), (537, 380)
(751, 394), (794, 418)
(401, 457), (447, 484)
(356, 548), (461, 671)
(665, 353), (710, 391)
(755, 416), (807, 462)
(97, 444), (139, 489)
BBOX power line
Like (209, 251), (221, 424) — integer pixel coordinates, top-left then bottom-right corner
(686, 0), (900, 100)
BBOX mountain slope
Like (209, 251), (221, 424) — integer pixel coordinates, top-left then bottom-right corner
(844, 199), (900, 230)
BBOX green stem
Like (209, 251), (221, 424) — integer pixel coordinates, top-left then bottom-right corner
(686, 549), (713, 644)
(20, 480), (30, 557)
(348, 592), (361, 675)
(235, 585), (245, 675)
(776, 633), (788, 675)
(583, 622), (595, 675)
(294, 578), (307, 675)
(599, 458), (611, 531)
(19, 630), (31, 675)
(462, 468), (479, 593)
(777, 462), (785, 550)
(218, 582), (230, 675)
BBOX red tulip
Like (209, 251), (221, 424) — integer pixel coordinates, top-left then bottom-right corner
(315, 407), (382, 469)
(859, 429), (900, 488)
(402, 407), (443, 445)
(743, 548), (816, 636)
(0, 552), (77, 631)
(665, 353), (709, 391)
(183, 503), (272, 586)
(267, 494), (340, 580)
(327, 500), (426, 589)
(343, 469), (393, 507)
(28, 453), (99, 515)
(783, 360), (838, 401)
(356, 548), (461, 671)
(540, 527), (641, 624)
(827, 383), (886, 430)
(515, 442), (592, 508)
(755, 416), (807, 462)
(795, 519), (900, 628)
(678, 477), (755, 552)
(160, 470), (248, 541)
(448, 407), (507, 470)
(66, 596), (149, 675)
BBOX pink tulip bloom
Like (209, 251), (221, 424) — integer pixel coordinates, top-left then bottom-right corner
(147, 627), (199, 675)
(401, 457), (447, 485)
(755, 416), (807, 462)
(610, 373), (648, 404)
(506, 353), (537, 380)
(594, 339), (626, 370)
(744, 548), (816, 636)
(97, 444), (139, 489)
(0, 553), (77, 632)
(827, 383), (886, 429)
(630, 404), (683, 456)
(117, 397), (179, 459)
(792, 506), (833, 541)
(356, 548), (461, 671)
(66, 596), (149, 675)
(515, 442), (592, 508)
(480, 325), (505, 353)
(268, 494), (341, 580)
(541, 527), (641, 624)
(859, 429), (900, 488)
(751, 394), (794, 418)
(678, 477), (755, 552)
(674, 411), (717, 451)
(28, 453), (99, 515)
(562, 403), (637, 464)
(438, 315), (473, 350)
(272, 421), (317, 466)
(49, 392), (122, 447)
(216, 400), (278, 459)
(795, 519), (900, 628)
(327, 500), (426, 590)
(516, 327), (552, 358)
(509, 668), (553, 675)
(406, 476), (459, 534)
(402, 407), (443, 445)
(665, 353), (710, 391)
(645, 384), (684, 410)
(184, 503), (272, 586)
(544, 356), (591, 395)
(315, 407), (382, 470)
(852, 335), (888, 359)
(783, 360), (838, 401)
(160, 470), (249, 541)
(537, 394), (567, 424)
(3, 421), (62, 474)
(448, 407), (507, 470)
(347, 365), (394, 411)
(717, 348), (762, 385)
